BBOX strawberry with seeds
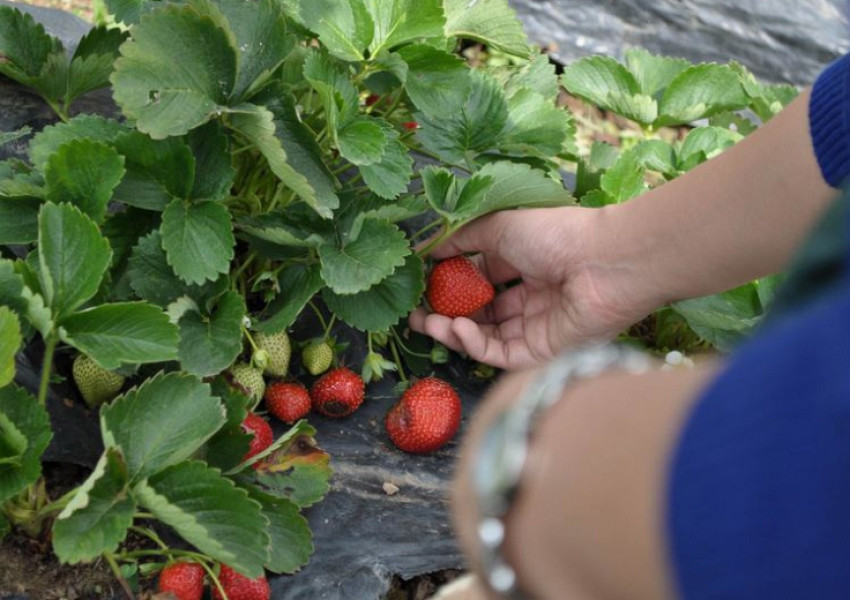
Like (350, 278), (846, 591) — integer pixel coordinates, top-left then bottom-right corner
(386, 377), (462, 454)
(158, 561), (205, 600)
(265, 382), (311, 424)
(310, 367), (365, 417)
(212, 565), (270, 600)
(241, 412), (273, 467)
(426, 256), (495, 318)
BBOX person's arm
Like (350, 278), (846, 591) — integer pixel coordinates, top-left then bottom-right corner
(412, 78), (841, 369)
(447, 361), (719, 600)
(605, 88), (834, 307)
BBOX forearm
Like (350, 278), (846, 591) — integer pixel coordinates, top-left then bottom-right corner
(452, 362), (719, 600)
(600, 89), (836, 306)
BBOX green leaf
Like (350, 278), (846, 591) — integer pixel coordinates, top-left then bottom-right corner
(302, 49), (359, 133)
(498, 53), (560, 102)
(297, 0), (373, 62)
(187, 121), (235, 202)
(0, 409), (26, 466)
(207, 0), (293, 101)
(256, 264), (323, 334)
(365, 0), (445, 56)
(0, 261), (29, 323)
(240, 423), (331, 507)
(52, 448), (135, 564)
(44, 140), (125, 224)
(178, 290), (245, 377)
(237, 205), (333, 249)
(38, 202), (112, 319)
(113, 131), (196, 210)
(624, 48), (690, 98)
(60, 302), (179, 369)
(28, 115), (127, 171)
(249, 491), (313, 574)
(678, 126), (743, 171)
(623, 140), (678, 177)
(133, 461), (269, 577)
(105, 0), (150, 25)
(161, 200), (234, 285)
(257, 87), (340, 214)
(396, 44), (470, 118)
(128, 231), (190, 307)
(0, 385), (51, 505)
(443, 0), (528, 57)
(425, 161), (574, 226)
(226, 103), (336, 218)
(323, 254), (424, 331)
(111, 4), (237, 138)
(0, 307), (21, 388)
(417, 70), (509, 163)
(501, 87), (571, 156)
(102, 372), (225, 480)
(600, 154), (647, 204)
(209, 375), (250, 429)
(0, 6), (58, 83)
(672, 284), (763, 352)
(337, 117), (389, 166)
(66, 26), (129, 102)
(318, 219), (410, 294)
(359, 124), (413, 199)
(561, 56), (657, 124)
(0, 196), (41, 244)
(657, 64), (748, 127)
(579, 189), (612, 208)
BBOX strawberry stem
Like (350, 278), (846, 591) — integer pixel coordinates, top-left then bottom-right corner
(36, 335), (58, 407)
(388, 338), (408, 384)
(104, 552), (135, 600)
(390, 328), (432, 360)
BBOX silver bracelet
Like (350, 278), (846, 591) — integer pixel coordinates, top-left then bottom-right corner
(471, 343), (652, 598)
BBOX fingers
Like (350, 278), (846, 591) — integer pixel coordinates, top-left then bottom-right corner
(409, 309), (539, 370)
(430, 213), (506, 260)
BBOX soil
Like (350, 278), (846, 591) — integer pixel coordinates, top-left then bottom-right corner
(0, 464), (118, 600)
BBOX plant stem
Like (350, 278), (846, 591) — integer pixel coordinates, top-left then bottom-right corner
(104, 552), (135, 600)
(232, 251), (257, 284)
(391, 328), (432, 359)
(415, 223), (454, 258)
(129, 525), (170, 552)
(37, 335), (59, 407)
(388, 338), (408, 383)
(409, 219), (443, 242)
(307, 301), (329, 333)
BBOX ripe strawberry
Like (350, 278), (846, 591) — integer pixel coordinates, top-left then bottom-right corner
(254, 330), (291, 378)
(72, 354), (125, 407)
(426, 256), (495, 318)
(230, 362), (266, 404)
(212, 565), (270, 600)
(401, 121), (419, 130)
(365, 93), (381, 106)
(386, 377), (462, 454)
(158, 561), (205, 600)
(301, 340), (333, 376)
(241, 412), (273, 466)
(265, 382), (311, 424)
(310, 367), (365, 418)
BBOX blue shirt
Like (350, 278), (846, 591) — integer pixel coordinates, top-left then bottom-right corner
(668, 54), (850, 599)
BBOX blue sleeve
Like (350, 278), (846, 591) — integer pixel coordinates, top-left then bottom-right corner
(810, 53), (850, 187)
(666, 280), (850, 600)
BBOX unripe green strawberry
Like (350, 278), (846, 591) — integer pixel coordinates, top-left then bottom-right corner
(254, 330), (291, 377)
(72, 354), (125, 408)
(302, 340), (333, 376)
(230, 362), (266, 404)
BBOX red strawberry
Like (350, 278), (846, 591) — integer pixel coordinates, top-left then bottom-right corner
(402, 121), (419, 130)
(426, 256), (495, 318)
(386, 377), (462, 454)
(158, 561), (205, 600)
(310, 367), (365, 418)
(265, 382), (311, 424)
(212, 565), (270, 600)
(365, 93), (381, 106)
(241, 412), (273, 467)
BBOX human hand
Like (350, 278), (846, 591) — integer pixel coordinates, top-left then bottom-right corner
(410, 206), (660, 369)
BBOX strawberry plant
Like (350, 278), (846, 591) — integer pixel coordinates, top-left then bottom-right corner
(0, 0), (802, 593)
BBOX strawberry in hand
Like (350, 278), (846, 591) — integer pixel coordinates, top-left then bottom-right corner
(426, 256), (495, 318)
